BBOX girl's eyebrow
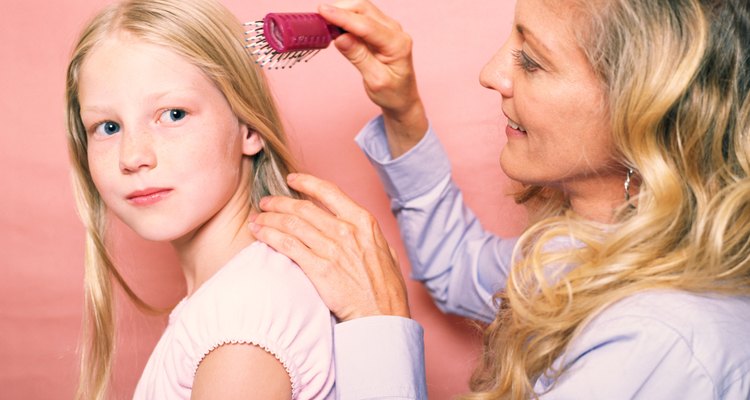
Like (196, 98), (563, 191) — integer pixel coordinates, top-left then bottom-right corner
(80, 88), (201, 113)
(145, 87), (202, 102)
(79, 105), (111, 115)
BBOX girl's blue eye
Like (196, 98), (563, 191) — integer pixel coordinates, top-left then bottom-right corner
(95, 121), (121, 136)
(160, 109), (187, 123)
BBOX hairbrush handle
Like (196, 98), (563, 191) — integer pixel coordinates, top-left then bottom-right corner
(262, 13), (344, 53)
(245, 13), (345, 69)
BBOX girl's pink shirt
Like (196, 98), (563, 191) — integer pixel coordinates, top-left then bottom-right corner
(133, 241), (336, 399)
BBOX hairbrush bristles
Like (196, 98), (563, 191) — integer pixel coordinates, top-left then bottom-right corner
(244, 13), (344, 70)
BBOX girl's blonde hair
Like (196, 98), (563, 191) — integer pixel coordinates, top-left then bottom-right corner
(468, 0), (750, 398)
(65, 0), (299, 398)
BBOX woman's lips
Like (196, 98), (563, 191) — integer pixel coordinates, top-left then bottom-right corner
(126, 188), (172, 206)
(503, 113), (528, 138)
(505, 123), (528, 138)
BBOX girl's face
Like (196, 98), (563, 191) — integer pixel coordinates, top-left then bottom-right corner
(480, 0), (621, 203)
(79, 35), (261, 242)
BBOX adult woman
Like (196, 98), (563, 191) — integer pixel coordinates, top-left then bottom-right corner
(251, 0), (750, 398)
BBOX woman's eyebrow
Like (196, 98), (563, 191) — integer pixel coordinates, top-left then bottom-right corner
(516, 23), (555, 66)
(516, 24), (552, 52)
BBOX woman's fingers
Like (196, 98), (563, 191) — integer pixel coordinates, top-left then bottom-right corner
(251, 209), (398, 321)
(251, 173), (412, 321)
(320, 3), (406, 58)
(326, 0), (399, 30)
(319, 4), (406, 94)
(258, 195), (342, 236)
(250, 220), (375, 319)
(281, 175), (391, 253)
(249, 218), (327, 274)
(283, 173), (365, 220)
(251, 209), (337, 257)
(318, 1), (418, 116)
(257, 193), (363, 258)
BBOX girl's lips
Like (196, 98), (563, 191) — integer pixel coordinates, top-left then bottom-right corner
(126, 188), (172, 206)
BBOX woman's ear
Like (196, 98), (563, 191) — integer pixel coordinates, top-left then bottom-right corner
(241, 124), (264, 156)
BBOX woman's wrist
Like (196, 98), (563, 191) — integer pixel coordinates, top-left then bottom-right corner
(383, 100), (429, 158)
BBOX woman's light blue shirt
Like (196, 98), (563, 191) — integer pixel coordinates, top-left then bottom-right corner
(333, 116), (750, 399)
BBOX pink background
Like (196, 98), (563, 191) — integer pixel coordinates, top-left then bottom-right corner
(0, 0), (523, 398)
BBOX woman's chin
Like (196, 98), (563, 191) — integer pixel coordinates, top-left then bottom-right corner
(499, 151), (528, 184)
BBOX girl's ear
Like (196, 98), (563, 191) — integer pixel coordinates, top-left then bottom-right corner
(241, 124), (264, 156)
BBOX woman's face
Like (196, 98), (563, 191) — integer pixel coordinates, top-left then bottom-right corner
(78, 35), (259, 242)
(480, 0), (621, 201)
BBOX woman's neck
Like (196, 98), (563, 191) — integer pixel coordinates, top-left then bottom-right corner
(564, 171), (634, 223)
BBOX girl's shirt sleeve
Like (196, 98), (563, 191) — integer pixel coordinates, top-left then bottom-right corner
(134, 242), (335, 400)
(355, 115), (517, 323)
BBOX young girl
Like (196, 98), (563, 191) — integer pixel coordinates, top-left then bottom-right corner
(65, 0), (335, 398)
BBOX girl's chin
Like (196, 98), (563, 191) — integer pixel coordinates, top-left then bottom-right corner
(134, 232), (182, 243)
(124, 222), (189, 243)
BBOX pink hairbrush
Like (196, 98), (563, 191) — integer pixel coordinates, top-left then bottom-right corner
(245, 13), (344, 69)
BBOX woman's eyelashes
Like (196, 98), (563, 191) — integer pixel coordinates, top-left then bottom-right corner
(512, 49), (541, 72)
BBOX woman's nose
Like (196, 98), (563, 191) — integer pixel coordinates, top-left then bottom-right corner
(118, 130), (156, 173)
(479, 41), (514, 98)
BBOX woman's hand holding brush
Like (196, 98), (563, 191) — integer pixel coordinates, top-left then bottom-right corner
(319, 1), (428, 158)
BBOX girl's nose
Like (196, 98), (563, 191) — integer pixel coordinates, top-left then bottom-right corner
(479, 40), (514, 98)
(118, 130), (156, 173)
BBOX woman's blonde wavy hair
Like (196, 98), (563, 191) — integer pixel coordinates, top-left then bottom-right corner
(468, 0), (750, 398)
(65, 0), (299, 398)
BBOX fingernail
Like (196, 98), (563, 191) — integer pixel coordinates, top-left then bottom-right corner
(249, 222), (260, 233)
(287, 173), (298, 182)
(259, 197), (270, 207)
(248, 213), (257, 223)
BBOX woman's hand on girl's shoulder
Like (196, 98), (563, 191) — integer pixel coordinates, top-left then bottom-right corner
(249, 173), (411, 322)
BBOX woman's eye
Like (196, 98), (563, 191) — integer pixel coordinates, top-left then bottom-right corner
(94, 121), (121, 136)
(512, 49), (541, 72)
(160, 109), (187, 123)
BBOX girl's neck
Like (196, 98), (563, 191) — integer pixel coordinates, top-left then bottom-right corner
(171, 186), (256, 295)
